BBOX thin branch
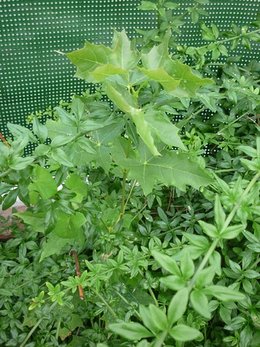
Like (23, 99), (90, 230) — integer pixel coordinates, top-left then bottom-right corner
(71, 250), (85, 300)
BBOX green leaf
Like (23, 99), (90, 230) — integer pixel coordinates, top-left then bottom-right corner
(238, 145), (257, 158)
(105, 83), (136, 114)
(138, 1), (157, 11)
(166, 60), (213, 95)
(195, 266), (216, 287)
(204, 285), (245, 301)
(109, 322), (153, 341)
(7, 123), (37, 143)
(220, 224), (244, 239)
(66, 42), (111, 81)
(190, 289), (211, 319)
(214, 195), (226, 229)
(91, 64), (126, 82)
(143, 109), (185, 150)
(141, 40), (170, 70)
(160, 275), (186, 291)
(140, 68), (180, 91)
(168, 288), (189, 326)
(180, 250), (195, 279)
(13, 211), (45, 233)
(65, 173), (88, 197)
(151, 250), (181, 276)
(46, 119), (77, 144)
(29, 166), (57, 200)
(148, 305), (168, 331)
(130, 109), (160, 156)
(9, 156), (34, 170)
(169, 324), (202, 342)
(114, 144), (212, 195)
(111, 30), (140, 69)
(198, 220), (218, 238)
(139, 305), (160, 334)
(33, 118), (48, 142)
(40, 233), (69, 261)
(2, 189), (18, 210)
(53, 211), (86, 239)
(50, 148), (74, 167)
(71, 97), (85, 119)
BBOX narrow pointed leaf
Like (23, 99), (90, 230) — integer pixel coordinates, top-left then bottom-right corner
(168, 288), (189, 326)
(190, 289), (211, 319)
(169, 324), (202, 342)
(109, 322), (153, 341)
(151, 250), (181, 276)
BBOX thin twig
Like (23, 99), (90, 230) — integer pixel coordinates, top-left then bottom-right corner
(0, 132), (10, 147)
(71, 250), (85, 300)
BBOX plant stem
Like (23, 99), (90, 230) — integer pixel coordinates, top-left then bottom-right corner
(20, 317), (44, 347)
(20, 302), (57, 347)
(120, 170), (127, 216)
(55, 318), (61, 340)
(71, 250), (85, 300)
(189, 171), (260, 289)
(0, 169), (11, 179)
(217, 112), (249, 135)
(221, 171), (260, 231)
(148, 287), (159, 307)
(154, 330), (168, 347)
(188, 238), (219, 289)
(91, 288), (118, 319)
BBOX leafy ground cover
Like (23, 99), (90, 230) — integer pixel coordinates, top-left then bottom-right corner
(0, 1), (259, 346)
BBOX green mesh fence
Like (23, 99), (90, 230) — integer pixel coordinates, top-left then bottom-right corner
(1, 0), (259, 138)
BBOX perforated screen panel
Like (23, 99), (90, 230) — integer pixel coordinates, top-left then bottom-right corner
(0, 0), (259, 136)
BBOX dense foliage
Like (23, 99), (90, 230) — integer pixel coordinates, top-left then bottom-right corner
(0, 1), (259, 346)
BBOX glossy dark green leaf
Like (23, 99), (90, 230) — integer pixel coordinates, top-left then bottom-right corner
(2, 189), (18, 210)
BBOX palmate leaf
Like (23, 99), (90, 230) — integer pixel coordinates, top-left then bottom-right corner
(66, 42), (112, 80)
(67, 30), (139, 83)
(112, 141), (212, 195)
(141, 37), (213, 96)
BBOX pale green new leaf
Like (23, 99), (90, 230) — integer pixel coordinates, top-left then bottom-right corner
(9, 156), (34, 170)
(204, 285), (245, 301)
(190, 289), (211, 319)
(160, 275), (186, 291)
(143, 109), (185, 150)
(90, 64), (127, 82)
(198, 220), (218, 238)
(111, 30), (140, 69)
(168, 288), (189, 326)
(140, 68), (180, 91)
(148, 305), (168, 331)
(130, 109), (160, 156)
(109, 322), (153, 341)
(169, 324), (202, 342)
(214, 195), (226, 229)
(66, 42), (111, 81)
(151, 250), (181, 276)
(220, 224), (245, 239)
(139, 305), (160, 334)
(141, 39), (170, 70)
(105, 83), (136, 114)
(166, 60), (213, 95)
(180, 250), (195, 279)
